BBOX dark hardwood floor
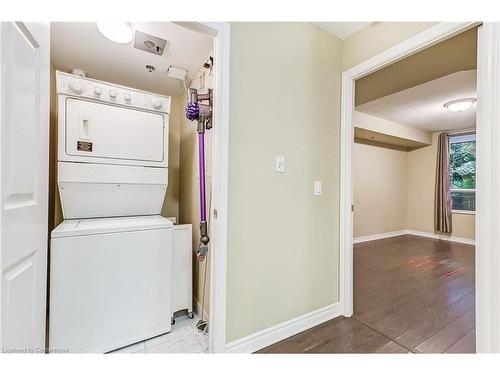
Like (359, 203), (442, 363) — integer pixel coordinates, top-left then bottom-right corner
(258, 235), (475, 354)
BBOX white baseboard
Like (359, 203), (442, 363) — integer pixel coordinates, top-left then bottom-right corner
(406, 229), (475, 246)
(353, 230), (408, 243)
(194, 298), (209, 322)
(353, 229), (475, 246)
(225, 302), (342, 353)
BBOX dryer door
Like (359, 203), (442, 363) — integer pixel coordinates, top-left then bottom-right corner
(64, 98), (167, 166)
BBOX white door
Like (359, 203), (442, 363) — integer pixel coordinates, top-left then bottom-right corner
(0, 22), (50, 353)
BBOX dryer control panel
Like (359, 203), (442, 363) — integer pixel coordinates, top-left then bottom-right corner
(56, 71), (171, 114)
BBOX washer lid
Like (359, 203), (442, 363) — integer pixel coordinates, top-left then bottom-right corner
(51, 215), (173, 238)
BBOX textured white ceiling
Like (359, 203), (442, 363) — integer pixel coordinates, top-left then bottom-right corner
(356, 70), (477, 132)
(311, 22), (371, 40)
(51, 22), (213, 97)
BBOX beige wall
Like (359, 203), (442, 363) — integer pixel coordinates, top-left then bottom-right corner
(347, 22), (438, 240)
(342, 22), (438, 71)
(178, 64), (214, 318)
(49, 64), (64, 230)
(354, 28), (477, 105)
(347, 23), (475, 242)
(407, 132), (475, 239)
(226, 23), (342, 342)
(353, 142), (408, 237)
(161, 96), (182, 220)
(354, 131), (476, 240)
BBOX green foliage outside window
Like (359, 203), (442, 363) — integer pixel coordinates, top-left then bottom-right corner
(450, 140), (476, 189)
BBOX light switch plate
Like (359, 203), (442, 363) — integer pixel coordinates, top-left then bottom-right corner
(314, 181), (322, 196)
(275, 156), (285, 173)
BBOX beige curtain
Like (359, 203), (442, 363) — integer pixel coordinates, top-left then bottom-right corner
(435, 132), (452, 233)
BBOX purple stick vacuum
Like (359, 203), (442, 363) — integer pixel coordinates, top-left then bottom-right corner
(186, 88), (213, 262)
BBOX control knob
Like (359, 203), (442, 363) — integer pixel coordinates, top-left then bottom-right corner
(94, 86), (102, 96)
(124, 93), (131, 102)
(69, 80), (83, 94)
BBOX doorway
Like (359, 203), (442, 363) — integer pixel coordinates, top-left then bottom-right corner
(48, 21), (228, 354)
(339, 21), (500, 353)
(0, 21), (230, 354)
(349, 27), (477, 353)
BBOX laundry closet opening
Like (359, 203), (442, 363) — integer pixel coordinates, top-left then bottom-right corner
(47, 22), (216, 353)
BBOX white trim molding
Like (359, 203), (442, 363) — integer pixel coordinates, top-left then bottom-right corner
(340, 72), (355, 318)
(406, 230), (475, 246)
(476, 23), (500, 353)
(206, 21), (231, 355)
(340, 21), (481, 346)
(174, 22), (230, 354)
(452, 210), (476, 215)
(225, 303), (342, 353)
(354, 230), (475, 246)
(353, 230), (408, 244)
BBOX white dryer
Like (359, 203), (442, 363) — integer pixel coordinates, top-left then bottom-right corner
(49, 71), (173, 353)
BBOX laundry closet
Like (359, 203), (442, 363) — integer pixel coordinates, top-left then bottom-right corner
(47, 22), (214, 353)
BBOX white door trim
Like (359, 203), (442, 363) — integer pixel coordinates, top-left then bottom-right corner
(475, 23), (500, 353)
(339, 22), (487, 348)
(174, 22), (230, 353)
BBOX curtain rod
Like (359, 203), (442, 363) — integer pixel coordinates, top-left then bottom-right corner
(446, 128), (476, 136)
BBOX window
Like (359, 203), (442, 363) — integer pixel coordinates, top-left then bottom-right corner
(449, 133), (476, 213)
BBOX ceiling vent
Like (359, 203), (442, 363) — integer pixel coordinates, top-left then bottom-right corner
(133, 30), (167, 56)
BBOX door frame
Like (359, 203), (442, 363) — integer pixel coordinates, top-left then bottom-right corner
(174, 22), (230, 353)
(475, 23), (500, 353)
(338, 21), (496, 352)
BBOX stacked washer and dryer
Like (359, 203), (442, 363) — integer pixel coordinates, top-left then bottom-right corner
(49, 71), (183, 353)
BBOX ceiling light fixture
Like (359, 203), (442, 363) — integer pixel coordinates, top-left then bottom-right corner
(444, 98), (477, 113)
(97, 22), (133, 44)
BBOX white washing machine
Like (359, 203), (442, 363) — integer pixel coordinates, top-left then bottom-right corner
(49, 71), (173, 353)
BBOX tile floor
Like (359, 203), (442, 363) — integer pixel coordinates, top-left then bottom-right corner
(110, 312), (209, 354)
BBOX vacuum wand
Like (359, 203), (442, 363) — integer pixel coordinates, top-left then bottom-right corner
(198, 132), (209, 262)
(186, 88), (213, 262)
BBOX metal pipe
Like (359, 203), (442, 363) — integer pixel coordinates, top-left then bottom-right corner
(198, 132), (207, 222)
